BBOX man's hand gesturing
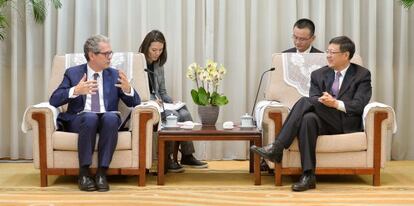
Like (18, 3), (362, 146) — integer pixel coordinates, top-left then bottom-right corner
(115, 70), (131, 93)
(74, 74), (98, 95)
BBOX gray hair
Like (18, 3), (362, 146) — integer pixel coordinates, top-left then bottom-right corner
(83, 34), (110, 61)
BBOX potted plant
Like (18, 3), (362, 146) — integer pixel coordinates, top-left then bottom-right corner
(0, 0), (62, 40)
(186, 59), (229, 125)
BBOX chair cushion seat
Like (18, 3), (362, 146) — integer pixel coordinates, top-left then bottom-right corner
(288, 132), (366, 152)
(52, 131), (132, 151)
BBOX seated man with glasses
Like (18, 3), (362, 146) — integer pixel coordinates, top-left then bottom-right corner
(283, 18), (323, 53)
(252, 36), (371, 191)
(49, 34), (141, 192)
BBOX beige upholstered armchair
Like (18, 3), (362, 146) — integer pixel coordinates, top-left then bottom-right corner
(23, 53), (160, 187)
(256, 53), (395, 186)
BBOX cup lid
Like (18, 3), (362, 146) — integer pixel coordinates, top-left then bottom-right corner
(241, 113), (253, 119)
(166, 114), (177, 120)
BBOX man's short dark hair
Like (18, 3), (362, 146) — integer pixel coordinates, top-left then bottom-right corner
(329, 36), (355, 60)
(293, 18), (316, 36)
(139, 30), (167, 66)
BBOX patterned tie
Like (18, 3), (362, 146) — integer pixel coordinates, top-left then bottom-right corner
(91, 73), (100, 112)
(331, 71), (342, 98)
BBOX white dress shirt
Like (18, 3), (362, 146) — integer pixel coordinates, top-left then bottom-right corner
(335, 65), (350, 113)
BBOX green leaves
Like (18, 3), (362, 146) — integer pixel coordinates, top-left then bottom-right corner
(401, 0), (414, 8)
(0, 13), (7, 40)
(30, 0), (47, 23)
(0, 0), (62, 40)
(191, 87), (229, 106)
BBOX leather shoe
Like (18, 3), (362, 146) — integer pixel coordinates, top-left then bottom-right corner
(250, 140), (284, 163)
(181, 154), (208, 168)
(166, 158), (184, 173)
(95, 175), (110, 192)
(260, 159), (274, 174)
(291, 174), (316, 192)
(78, 176), (96, 191)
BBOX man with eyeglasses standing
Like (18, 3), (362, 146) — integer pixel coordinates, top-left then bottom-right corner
(49, 34), (141, 192)
(251, 36), (371, 191)
(284, 18), (323, 53)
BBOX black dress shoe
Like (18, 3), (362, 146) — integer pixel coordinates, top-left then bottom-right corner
(78, 176), (96, 192)
(259, 159), (274, 174)
(167, 160), (185, 173)
(95, 175), (110, 192)
(250, 140), (284, 163)
(291, 174), (316, 192)
(181, 154), (208, 168)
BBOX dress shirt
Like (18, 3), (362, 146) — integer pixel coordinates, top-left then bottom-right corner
(334, 64), (350, 113)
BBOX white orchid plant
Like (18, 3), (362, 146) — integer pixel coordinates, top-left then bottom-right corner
(186, 60), (229, 106)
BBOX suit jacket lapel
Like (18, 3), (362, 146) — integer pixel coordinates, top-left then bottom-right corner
(337, 64), (356, 99)
(324, 69), (335, 94)
(102, 69), (112, 110)
(81, 64), (88, 104)
(153, 63), (161, 97)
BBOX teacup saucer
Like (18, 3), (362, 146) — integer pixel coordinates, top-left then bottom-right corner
(164, 124), (179, 128)
(239, 125), (256, 128)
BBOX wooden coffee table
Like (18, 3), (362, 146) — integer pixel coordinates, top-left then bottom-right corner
(157, 124), (262, 185)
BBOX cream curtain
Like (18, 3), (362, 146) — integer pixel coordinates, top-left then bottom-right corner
(0, 0), (413, 160)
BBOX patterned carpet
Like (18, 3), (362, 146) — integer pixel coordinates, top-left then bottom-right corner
(1, 161), (414, 205)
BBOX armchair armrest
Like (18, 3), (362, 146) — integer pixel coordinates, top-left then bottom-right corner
(130, 101), (161, 169)
(257, 101), (289, 145)
(363, 102), (396, 168)
(23, 105), (59, 170)
(22, 104), (60, 186)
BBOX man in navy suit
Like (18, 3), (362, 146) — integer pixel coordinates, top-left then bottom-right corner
(251, 36), (372, 191)
(49, 35), (140, 192)
(283, 18), (323, 53)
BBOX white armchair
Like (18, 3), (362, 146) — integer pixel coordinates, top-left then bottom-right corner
(23, 53), (160, 187)
(257, 53), (395, 186)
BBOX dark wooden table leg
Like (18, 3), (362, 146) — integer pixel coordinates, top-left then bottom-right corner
(249, 140), (254, 173)
(157, 138), (165, 185)
(254, 137), (262, 185)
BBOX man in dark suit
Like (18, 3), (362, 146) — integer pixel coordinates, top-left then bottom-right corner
(283, 18), (323, 53)
(251, 36), (372, 191)
(49, 35), (141, 192)
(261, 18), (325, 174)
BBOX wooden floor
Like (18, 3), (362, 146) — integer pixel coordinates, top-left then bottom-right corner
(1, 161), (414, 205)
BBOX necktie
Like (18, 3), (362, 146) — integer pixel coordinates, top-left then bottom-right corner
(331, 71), (342, 98)
(91, 73), (100, 112)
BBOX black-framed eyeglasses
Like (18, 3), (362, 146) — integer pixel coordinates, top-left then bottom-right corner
(325, 50), (344, 55)
(96, 51), (113, 58)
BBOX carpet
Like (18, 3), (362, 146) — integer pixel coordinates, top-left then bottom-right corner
(1, 161), (414, 205)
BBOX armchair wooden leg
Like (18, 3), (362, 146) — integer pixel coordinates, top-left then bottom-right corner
(275, 163), (282, 186)
(138, 173), (146, 186)
(40, 170), (48, 187)
(373, 171), (380, 186)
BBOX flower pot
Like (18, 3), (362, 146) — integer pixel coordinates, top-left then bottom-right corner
(197, 105), (219, 126)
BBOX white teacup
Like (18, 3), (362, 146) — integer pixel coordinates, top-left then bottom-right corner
(240, 113), (254, 127)
(166, 114), (178, 127)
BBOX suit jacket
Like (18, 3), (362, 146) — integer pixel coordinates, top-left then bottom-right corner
(309, 63), (372, 133)
(148, 62), (173, 103)
(49, 64), (141, 123)
(283, 46), (323, 53)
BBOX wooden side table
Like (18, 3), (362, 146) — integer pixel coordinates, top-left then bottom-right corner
(157, 124), (262, 185)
